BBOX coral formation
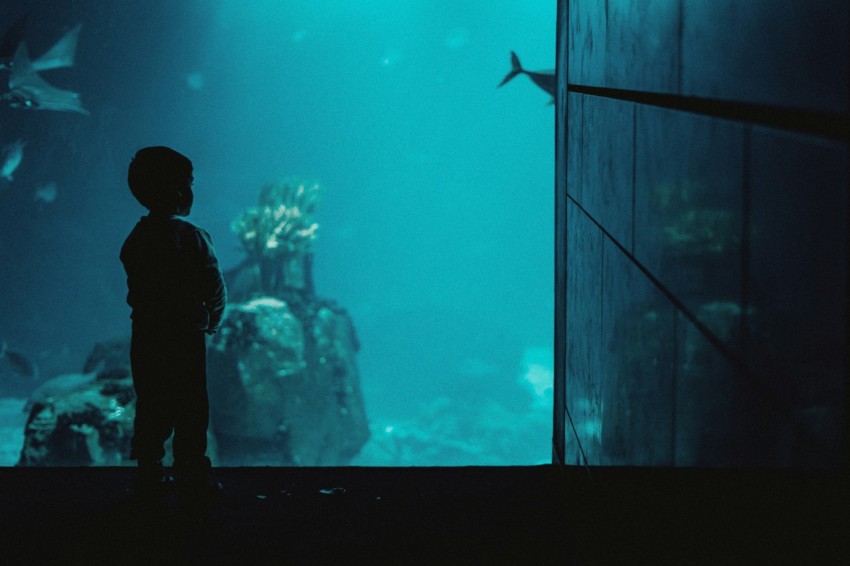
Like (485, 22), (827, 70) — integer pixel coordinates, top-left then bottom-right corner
(230, 179), (323, 296)
(232, 179), (322, 262)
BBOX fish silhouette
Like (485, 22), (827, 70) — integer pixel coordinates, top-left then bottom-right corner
(1, 17), (87, 115)
(3, 41), (89, 115)
(498, 51), (555, 104)
(1, 340), (37, 379)
(1, 139), (25, 181)
(1, 16), (81, 71)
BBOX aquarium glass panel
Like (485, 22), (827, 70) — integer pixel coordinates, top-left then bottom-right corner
(0, 0), (555, 466)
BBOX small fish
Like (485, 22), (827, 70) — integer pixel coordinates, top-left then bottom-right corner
(1, 139), (26, 181)
(1, 340), (37, 379)
(498, 51), (555, 103)
(33, 181), (58, 203)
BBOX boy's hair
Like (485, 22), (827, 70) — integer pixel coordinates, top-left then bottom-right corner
(127, 146), (193, 212)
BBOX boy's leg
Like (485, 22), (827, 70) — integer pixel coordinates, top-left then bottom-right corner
(130, 381), (174, 465)
(130, 324), (177, 496)
(172, 330), (216, 489)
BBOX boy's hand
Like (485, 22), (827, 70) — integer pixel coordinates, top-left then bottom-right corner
(205, 327), (218, 335)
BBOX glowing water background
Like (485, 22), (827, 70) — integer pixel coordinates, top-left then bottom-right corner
(0, 1), (554, 465)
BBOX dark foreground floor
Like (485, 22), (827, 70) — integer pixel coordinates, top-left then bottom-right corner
(0, 466), (846, 565)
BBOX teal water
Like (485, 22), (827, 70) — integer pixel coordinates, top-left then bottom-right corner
(0, 0), (554, 465)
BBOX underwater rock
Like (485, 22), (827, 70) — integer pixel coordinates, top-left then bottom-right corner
(17, 338), (137, 466)
(24, 371), (97, 412)
(18, 338), (137, 465)
(17, 373), (135, 467)
(208, 295), (369, 465)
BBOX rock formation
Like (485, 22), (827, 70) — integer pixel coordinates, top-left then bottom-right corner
(208, 295), (369, 465)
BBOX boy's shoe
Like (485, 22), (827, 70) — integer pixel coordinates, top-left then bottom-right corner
(179, 474), (224, 502)
(132, 459), (173, 500)
(132, 472), (175, 500)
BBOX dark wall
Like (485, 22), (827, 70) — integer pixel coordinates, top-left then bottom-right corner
(555, 0), (848, 468)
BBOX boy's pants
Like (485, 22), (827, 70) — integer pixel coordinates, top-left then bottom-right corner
(130, 322), (211, 480)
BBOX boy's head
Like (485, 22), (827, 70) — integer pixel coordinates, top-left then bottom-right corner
(128, 146), (194, 216)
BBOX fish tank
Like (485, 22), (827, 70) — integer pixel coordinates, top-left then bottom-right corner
(0, 1), (555, 466)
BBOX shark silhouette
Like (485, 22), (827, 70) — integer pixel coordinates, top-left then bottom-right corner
(498, 51), (555, 104)
(1, 20), (87, 115)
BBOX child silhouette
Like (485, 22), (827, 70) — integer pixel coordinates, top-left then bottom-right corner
(121, 146), (227, 499)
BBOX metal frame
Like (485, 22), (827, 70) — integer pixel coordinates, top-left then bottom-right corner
(552, 0), (568, 466)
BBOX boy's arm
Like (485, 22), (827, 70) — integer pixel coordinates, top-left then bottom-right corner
(196, 228), (228, 333)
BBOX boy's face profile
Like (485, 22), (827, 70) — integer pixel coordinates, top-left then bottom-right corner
(174, 173), (194, 217)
